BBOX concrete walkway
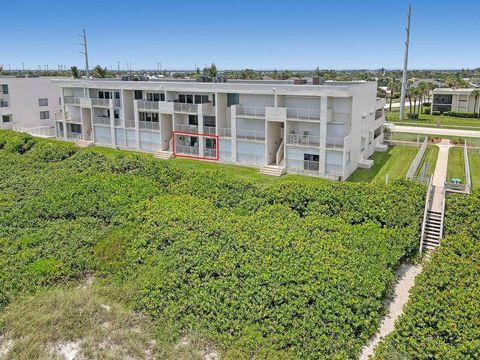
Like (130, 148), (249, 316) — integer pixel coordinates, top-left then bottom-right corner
(390, 124), (480, 138)
(359, 140), (451, 359)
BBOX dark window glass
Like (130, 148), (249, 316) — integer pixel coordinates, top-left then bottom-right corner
(195, 95), (201, 104)
(179, 94), (186, 103)
(134, 90), (143, 100)
(1, 85), (8, 94)
(160, 93), (165, 101)
(98, 91), (104, 99)
(227, 93), (240, 106)
(186, 94), (193, 104)
(114, 92), (120, 99)
(188, 115), (198, 125)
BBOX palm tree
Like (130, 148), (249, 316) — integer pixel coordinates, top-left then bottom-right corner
(70, 66), (79, 79)
(417, 82), (429, 114)
(407, 87), (413, 114)
(387, 78), (400, 111)
(470, 89), (480, 116)
(92, 65), (108, 78)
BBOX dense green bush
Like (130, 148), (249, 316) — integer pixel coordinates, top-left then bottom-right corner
(432, 110), (441, 115)
(407, 113), (419, 119)
(374, 193), (480, 359)
(445, 111), (480, 118)
(0, 130), (425, 358)
(423, 107), (431, 114)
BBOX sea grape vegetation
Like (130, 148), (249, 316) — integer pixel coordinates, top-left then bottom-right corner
(0, 130), (426, 359)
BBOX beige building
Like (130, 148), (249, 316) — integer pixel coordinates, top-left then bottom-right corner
(431, 88), (480, 114)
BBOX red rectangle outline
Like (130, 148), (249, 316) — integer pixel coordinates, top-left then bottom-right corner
(173, 130), (219, 161)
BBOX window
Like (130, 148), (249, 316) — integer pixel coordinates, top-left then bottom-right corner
(147, 93), (160, 102)
(40, 111), (50, 120)
(1, 85), (8, 94)
(188, 115), (198, 126)
(114, 92), (120, 99)
(0, 100), (8, 107)
(227, 93), (239, 106)
(114, 109), (120, 119)
(2, 115), (11, 123)
(139, 112), (159, 122)
(39, 98), (48, 106)
(204, 116), (216, 127)
(186, 94), (193, 104)
(178, 94), (186, 103)
(134, 90), (143, 100)
(70, 123), (82, 133)
(205, 138), (216, 149)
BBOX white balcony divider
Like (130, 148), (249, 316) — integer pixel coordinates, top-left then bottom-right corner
(168, 137), (174, 151)
(203, 126), (216, 135)
(218, 127), (232, 137)
(176, 144), (199, 155)
(174, 103), (198, 113)
(286, 133), (321, 147)
(287, 159), (320, 176)
(236, 153), (264, 166)
(91, 98), (111, 107)
(236, 105), (265, 118)
(93, 116), (111, 125)
(175, 123), (199, 133)
(286, 108), (321, 121)
(139, 121), (160, 131)
(236, 128), (265, 142)
(137, 100), (159, 111)
(125, 119), (135, 128)
(64, 96), (80, 105)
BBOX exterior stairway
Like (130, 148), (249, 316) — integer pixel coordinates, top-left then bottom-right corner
(154, 150), (174, 160)
(260, 165), (285, 177)
(423, 210), (443, 250)
(75, 140), (94, 148)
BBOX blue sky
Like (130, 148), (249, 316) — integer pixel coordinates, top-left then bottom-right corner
(2, 0), (480, 70)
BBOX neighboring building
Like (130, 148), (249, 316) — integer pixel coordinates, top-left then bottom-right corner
(431, 88), (480, 114)
(52, 78), (386, 180)
(0, 77), (62, 136)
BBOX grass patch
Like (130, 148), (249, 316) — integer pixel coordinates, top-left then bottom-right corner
(468, 148), (480, 190)
(387, 108), (480, 130)
(447, 146), (466, 182)
(348, 146), (418, 183)
(415, 145), (439, 177)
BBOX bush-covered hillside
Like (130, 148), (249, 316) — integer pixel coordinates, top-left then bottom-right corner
(373, 193), (480, 359)
(0, 130), (426, 359)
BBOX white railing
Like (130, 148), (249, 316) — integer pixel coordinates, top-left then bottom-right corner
(286, 108), (321, 121)
(236, 128), (265, 142)
(176, 144), (199, 155)
(125, 119), (135, 128)
(174, 103), (198, 113)
(218, 127), (232, 137)
(95, 135), (112, 145)
(114, 119), (123, 127)
(287, 159), (320, 176)
(137, 100), (159, 111)
(168, 137), (173, 151)
(464, 141), (472, 194)
(175, 123), (198, 133)
(139, 121), (160, 131)
(236, 105), (266, 118)
(236, 153), (264, 166)
(276, 138), (284, 165)
(203, 126), (216, 135)
(204, 148), (217, 158)
(13, 125), (56, 138)
(93, 116), (111, 125)
(286, 133), (321, 147)
(419, 176), (434, 253)
(325, 136), (347, 149)
(91, 98), (111, 107)
(64, 96), (80, 105)
(406, 137), (429, 180)
(66, 132), (84, 141)
(140, 140), (161, 152)
(113, 99), (121, 107)
(325, 164), (344, 177)
(219, 151), (231, 161)
(65, 117), (82, 123)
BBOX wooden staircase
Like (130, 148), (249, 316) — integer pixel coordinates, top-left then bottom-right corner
(423, 210), (443, 250)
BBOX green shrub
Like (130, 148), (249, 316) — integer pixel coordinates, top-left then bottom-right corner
(407, 113), (419, 119)
(27, 141), (76, 162)
(445, 111), (480, 118)
(423, 107), (431, 114)
(432, 110), (441, 115)
(0, 130), (35, 154)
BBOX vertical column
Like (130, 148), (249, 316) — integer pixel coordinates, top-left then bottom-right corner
(231, 105), (237, 162)
(134, 100), (140, 150)
(319, 96), (328, 175)
(62, 88), (67, 139)
(197, 105), (204, 158)
(109, 100), (116, 147)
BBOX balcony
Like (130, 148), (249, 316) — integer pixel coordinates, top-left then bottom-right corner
(54, 112), (63, 121)
(286, 108), (321, 121)
(139, 121), (160, 131)
(326, 135), (350, 150)
(113, 99), (121, 107)
(91, 98), (111, 107)
(65, 116), (82, 124)
(235, 105), (265, 118)
(286, 132), (321, 147)
(125, 119), (135, 129)
(325, 164), (344, 177)
(64, 96), (81, 105)
(114, 119), (123, 127)
(174, 102), (198, 114)
(175, 123), (199, 133)
(176, 144), (199, 156)
(265, 107), (287, 122)
(236, 128), (265, 142)
(287, 159), (321, 176)
(203, 126), (216, 135)
(218, 127), (232, 138)
(93, 116), (111, 126)
(204, 148), (217, 159)
(137, 100), (159, 111)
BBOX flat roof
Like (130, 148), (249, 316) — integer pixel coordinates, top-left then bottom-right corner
(433, 87), (479, 94)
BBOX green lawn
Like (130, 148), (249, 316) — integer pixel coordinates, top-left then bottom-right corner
(387, 108), (480, 130)
(447, 146), (466, 182)
(348, 146), (418, 183)
(415, 145), (439, 177)
(468, 148), (480, 190)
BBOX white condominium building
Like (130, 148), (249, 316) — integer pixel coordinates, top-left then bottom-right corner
(52, 79), (386, 180)
(0, 77), (62, 137)
(431, 88), (480, 114)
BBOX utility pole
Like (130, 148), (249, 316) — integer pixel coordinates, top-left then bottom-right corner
(79, 29), (90, 78)
(399, 5), (412, 121)
(117, 61), (120, 72)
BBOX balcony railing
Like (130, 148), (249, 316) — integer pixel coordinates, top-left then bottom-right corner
(65, 117), (82, 123)
(326, 136), (348, 149)
(91, 98), (111, 107)
(236, 128), (265, 142)
(203, 126), (216, 135)
(125, 119), (135, 128)
(137, 100), (159, 111)
(113, 99), (121, 107)
(204, 148), (217, 158)
(140, 140), (161, 152)
(114, 119), (123, 127)
(236, 153), (264, 166)
(174, 103), (198, 113)
(64, 96), (80, 105)
(287, 159), (321, 176)
(139, 121), (160, 131)
(93, 116), (110, 125)
(218, 127), (232, 138)
(286, 108), (321, 121)
(66, 132), (88, 141)
(95, 135), (112, 145)
(176, 144), (199, 155)
(175, 123), (199, 133)
(219, 151), (231, 161)
(286, 133), (321, 147)
(236, 105), (265, 118)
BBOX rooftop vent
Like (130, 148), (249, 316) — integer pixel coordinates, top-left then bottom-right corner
(313, 77), (325, 85)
